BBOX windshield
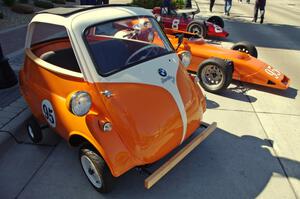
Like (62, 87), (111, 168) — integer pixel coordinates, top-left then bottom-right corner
(84, 16), (174, 76)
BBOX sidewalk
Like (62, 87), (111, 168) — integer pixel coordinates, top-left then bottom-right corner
(0, 46), (30, 153)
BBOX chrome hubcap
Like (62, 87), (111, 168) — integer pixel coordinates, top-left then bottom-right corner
(191, 26), (203, 36)
(81, 155), (102, 188)
(201, 65), (224, 89)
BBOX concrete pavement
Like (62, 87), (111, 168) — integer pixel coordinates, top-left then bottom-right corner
(0, 25), (27, 56)
(0, 0), (300, 198)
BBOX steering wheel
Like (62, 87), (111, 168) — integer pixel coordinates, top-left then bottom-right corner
(125, 44), (157, 65)
(114, 29), (138, 40)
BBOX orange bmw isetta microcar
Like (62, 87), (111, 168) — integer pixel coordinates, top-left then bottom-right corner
(19, 5), (216, 193)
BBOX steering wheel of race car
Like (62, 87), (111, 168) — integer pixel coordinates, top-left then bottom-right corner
(114, 29), (138, 40)
(125, 44), (157, 65)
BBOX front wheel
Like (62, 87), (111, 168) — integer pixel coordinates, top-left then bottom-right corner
(79, 145), (114, 193)
(207, 16), (224, 28)
(187, 22), (207, 38)
(197, 58), (233, 93)
(231, 41), (258, 58)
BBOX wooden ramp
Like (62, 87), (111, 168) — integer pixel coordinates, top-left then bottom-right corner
(145, 122), (217, 189)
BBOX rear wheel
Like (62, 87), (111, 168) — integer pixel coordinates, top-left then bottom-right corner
(197, 58), (233, 93)
(207, 16), (224, 28)
(26, 116), (42, 143)
(187, 22), (207, 38)
(79, 145), (114, 193)
(231, 41), (258, 58)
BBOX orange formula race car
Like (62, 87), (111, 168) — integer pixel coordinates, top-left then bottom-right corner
(19, 5), (216, 193)
(165, 28), (290, 93)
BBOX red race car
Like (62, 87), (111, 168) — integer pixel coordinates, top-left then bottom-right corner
(152, 1), (228, 38)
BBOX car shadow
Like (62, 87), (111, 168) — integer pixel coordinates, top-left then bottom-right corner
(206, 98), (220, 109)
(6, 125), (300, 198)
(111, 127), (300, 198)
(227, 82), (257, 102)
(238, 82), (298, 99)
(205, 82), (258, 103)
(206, 80), (297, 101)
(203, 83), (297, 106)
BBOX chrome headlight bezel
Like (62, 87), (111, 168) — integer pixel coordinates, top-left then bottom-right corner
(70, 91), (92, 117)
(178, 51), (191, 67)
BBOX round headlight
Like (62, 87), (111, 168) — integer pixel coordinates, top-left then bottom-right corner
(179, 51), (191, 67)
(70, 91), (92, 116)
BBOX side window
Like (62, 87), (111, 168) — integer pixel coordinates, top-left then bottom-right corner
(30, 23), (81, 73)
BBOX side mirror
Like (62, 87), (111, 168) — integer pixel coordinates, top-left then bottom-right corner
(175, 33), (184, 51)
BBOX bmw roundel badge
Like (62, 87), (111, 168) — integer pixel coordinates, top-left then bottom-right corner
(158, 68), (167, 77)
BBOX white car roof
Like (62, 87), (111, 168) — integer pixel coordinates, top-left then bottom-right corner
(25, 5), (156, 82)
(30, 5), (153, 30)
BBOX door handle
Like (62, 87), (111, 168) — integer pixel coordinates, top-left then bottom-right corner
(101, 90), (112, 98)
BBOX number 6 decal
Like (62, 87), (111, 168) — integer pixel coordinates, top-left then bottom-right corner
(172, 19), (180, 30)
(41, 99), (56, 128)
(265, 66), (281, 79)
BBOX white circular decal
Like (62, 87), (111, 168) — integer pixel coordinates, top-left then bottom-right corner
(213, 24), (222, 33)
(41, 99), (56, 128)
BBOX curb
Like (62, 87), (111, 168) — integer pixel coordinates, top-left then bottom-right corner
(0, 107), (31, 153)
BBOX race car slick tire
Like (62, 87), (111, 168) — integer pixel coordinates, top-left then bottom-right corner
(79, 145), (114, 193)
(207, 16), (224, 28)
(26, 116), (43, 144)
(231, 41), (258, 58)
(187, 22), (207, 38)
(197, 58), (233, 94)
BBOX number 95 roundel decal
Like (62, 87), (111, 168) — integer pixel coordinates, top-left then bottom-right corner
(41, 99), (56, 128)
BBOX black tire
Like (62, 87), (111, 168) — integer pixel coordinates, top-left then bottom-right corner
(231, 41), (258, 58)
(79, 145), (114, 193)
(197, 58), (233, 93)
(187, 22), (207, 38)
(26, 116), (42, 143)
(207, 16), (224, 28)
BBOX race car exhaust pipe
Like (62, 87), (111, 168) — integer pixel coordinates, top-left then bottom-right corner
(144, 122), (217, 189)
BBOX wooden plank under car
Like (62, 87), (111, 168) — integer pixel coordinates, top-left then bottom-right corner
(144, 122), (217, 189)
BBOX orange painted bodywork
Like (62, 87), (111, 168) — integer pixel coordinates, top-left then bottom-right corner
(19, 38), (206, 177)
(166, 28), (290, 90)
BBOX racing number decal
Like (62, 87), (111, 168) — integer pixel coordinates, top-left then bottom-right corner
(213, 24), (222, 33)
(41, 100), (56, 128)
(265, 66), (281, 79)
(172, 19), (180, 30)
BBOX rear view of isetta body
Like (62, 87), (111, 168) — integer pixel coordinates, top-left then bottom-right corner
(19, 5), (216, 193)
